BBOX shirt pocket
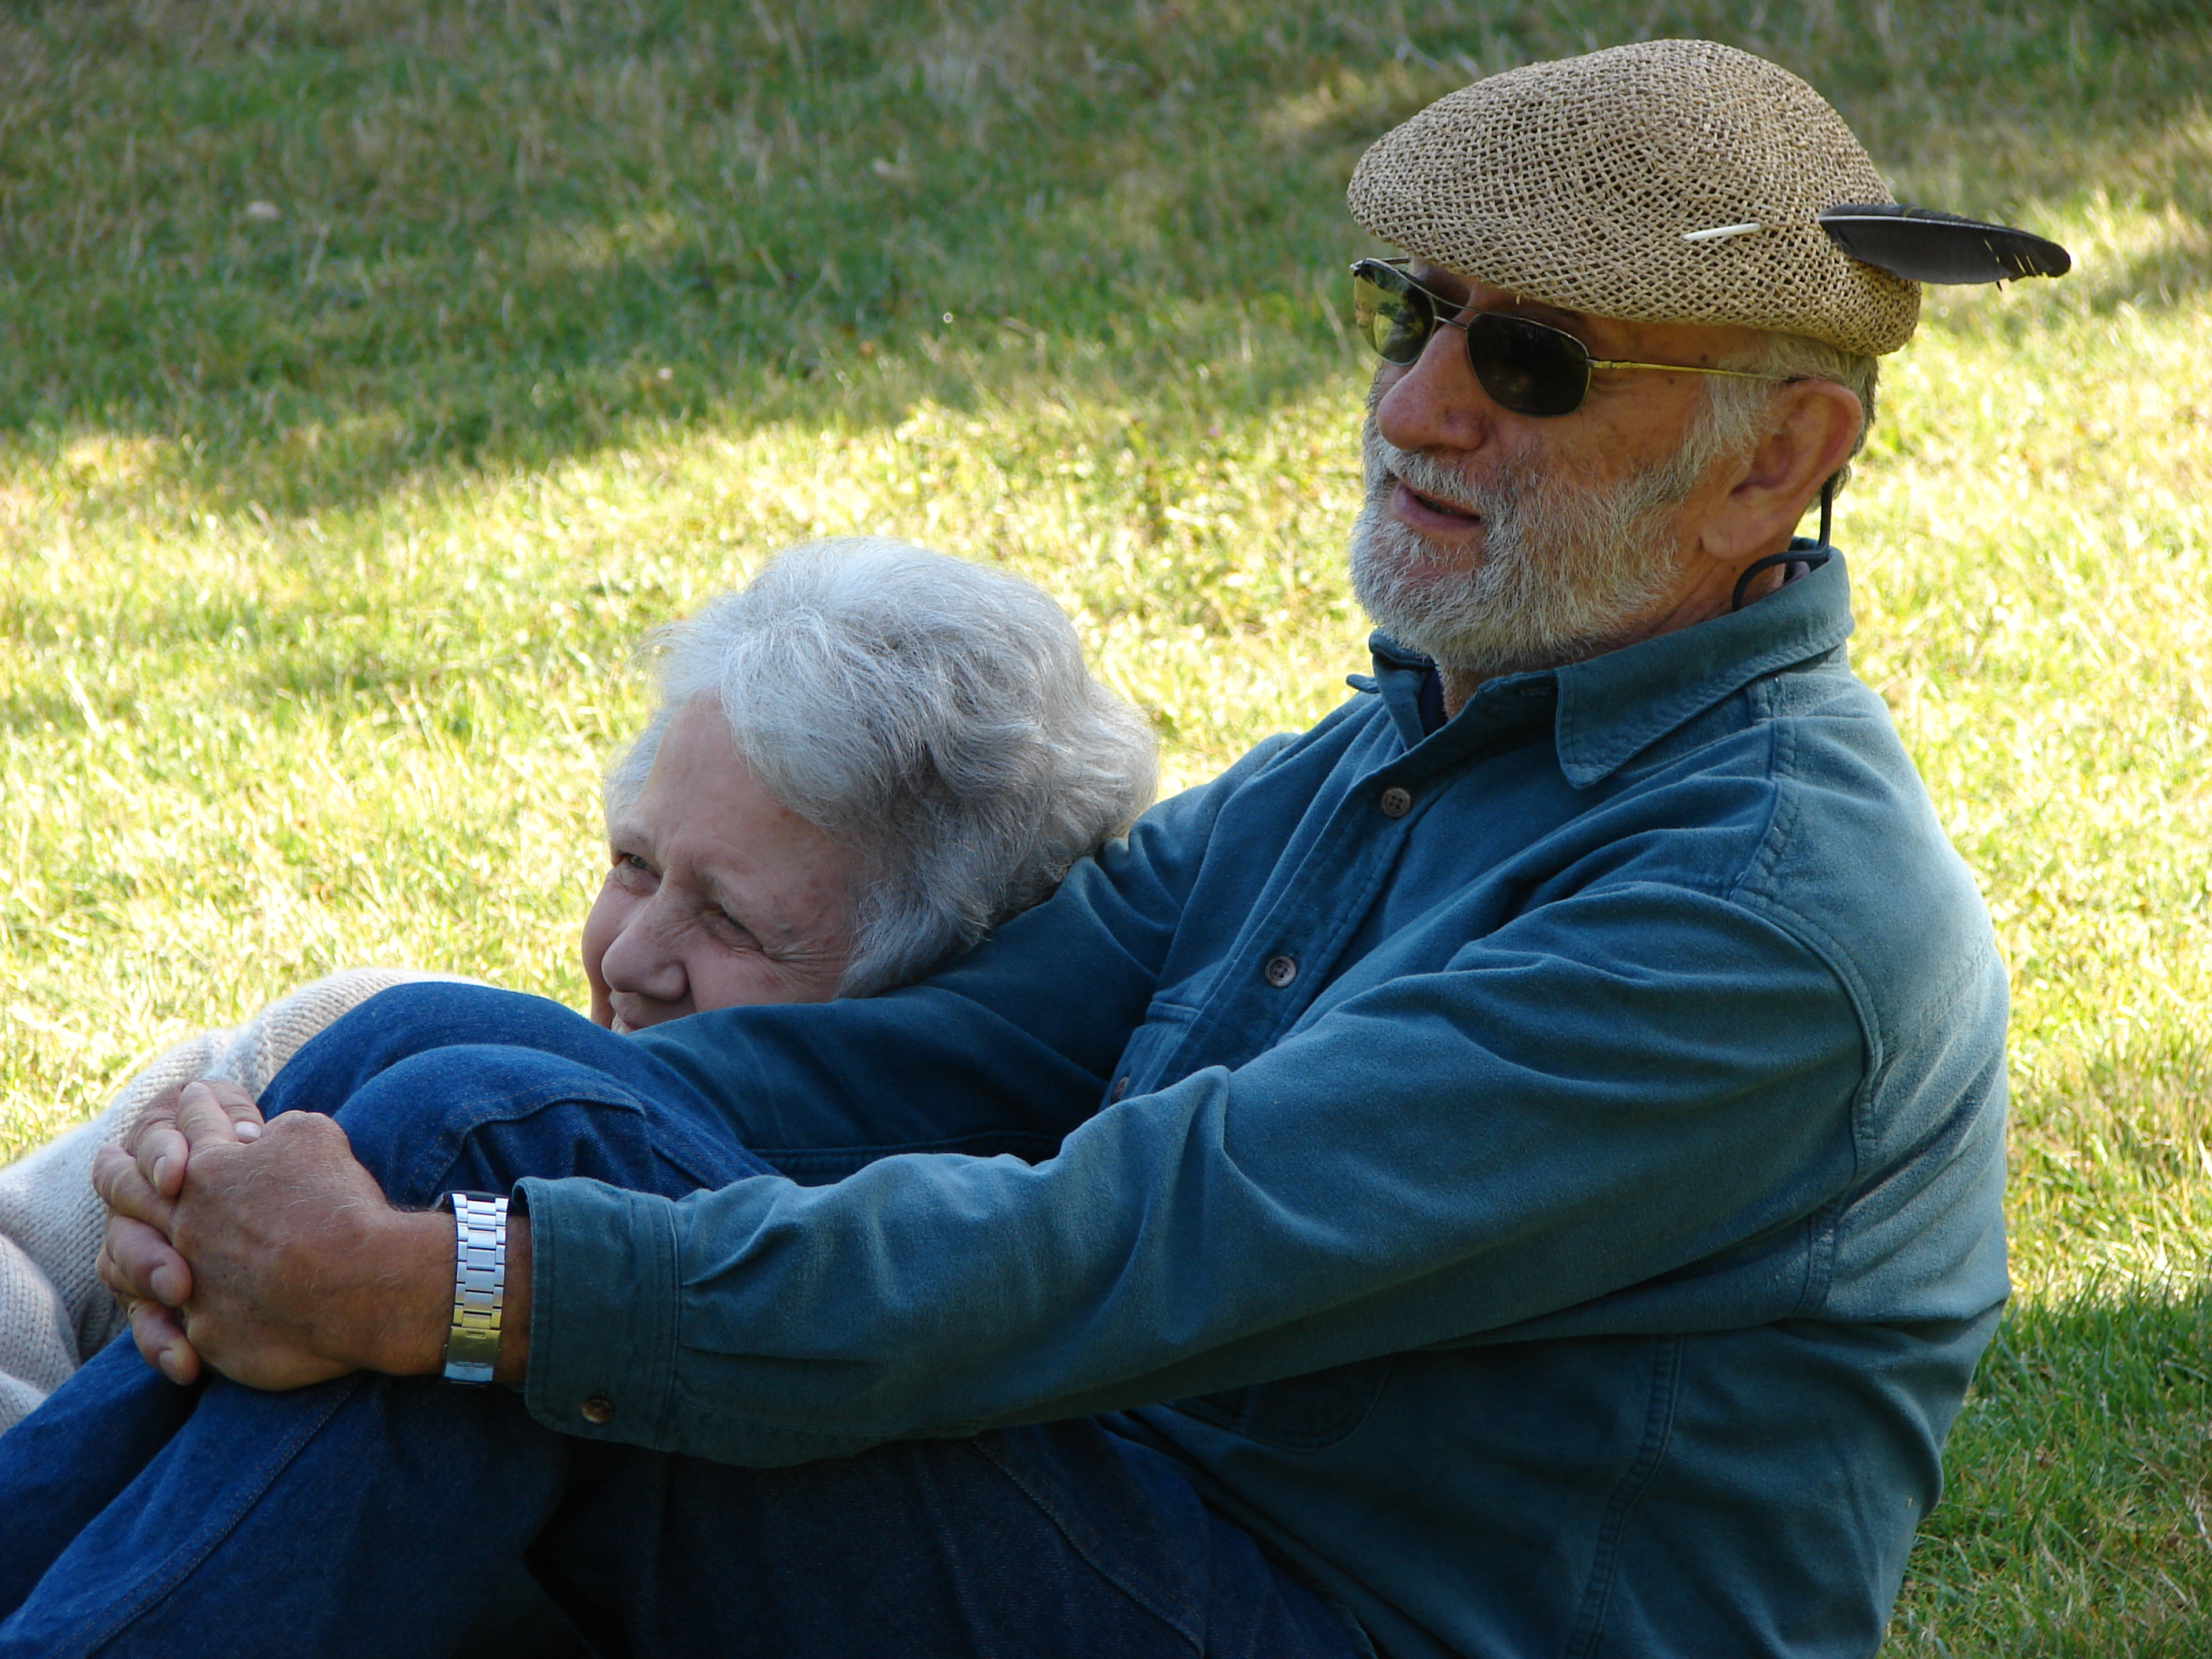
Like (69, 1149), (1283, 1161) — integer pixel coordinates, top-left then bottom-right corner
(1170, 1356), (1397, 1452)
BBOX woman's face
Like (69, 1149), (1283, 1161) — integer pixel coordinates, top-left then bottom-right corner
(581, 698), (859, 1031)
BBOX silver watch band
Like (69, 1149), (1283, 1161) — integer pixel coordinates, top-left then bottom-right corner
(442, 1191), (508, 1385)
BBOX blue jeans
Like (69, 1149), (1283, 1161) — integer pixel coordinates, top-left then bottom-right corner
(0, 985), (1360, 1659)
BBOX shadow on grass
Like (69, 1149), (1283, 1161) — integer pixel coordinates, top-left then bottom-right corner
(1893, 1284), (2212, 1655)
(0, 0), (2205, 523)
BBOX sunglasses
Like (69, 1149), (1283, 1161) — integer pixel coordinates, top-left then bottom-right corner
(1350, 258), (1784, 418)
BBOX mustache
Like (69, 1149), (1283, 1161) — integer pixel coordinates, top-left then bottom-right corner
(1362, 427), (1511, 520)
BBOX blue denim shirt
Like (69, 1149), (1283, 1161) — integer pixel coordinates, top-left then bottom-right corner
(521, 553), (2008, 1659)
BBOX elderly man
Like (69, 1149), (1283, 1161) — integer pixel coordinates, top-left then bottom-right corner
(2, 40), (2034, 1659)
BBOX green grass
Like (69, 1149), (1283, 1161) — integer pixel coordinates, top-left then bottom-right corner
(2, 2), (2208, 1649)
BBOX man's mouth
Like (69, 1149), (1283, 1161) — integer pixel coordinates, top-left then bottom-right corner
(1392, 477), (1484, 528)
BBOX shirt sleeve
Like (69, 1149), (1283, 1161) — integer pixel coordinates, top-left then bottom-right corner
(519, 861), (1871, 1466)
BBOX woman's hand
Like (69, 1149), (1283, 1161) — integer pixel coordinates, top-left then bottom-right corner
(93, 1081), (456, 1390)
(92, 1078), (263, 1383)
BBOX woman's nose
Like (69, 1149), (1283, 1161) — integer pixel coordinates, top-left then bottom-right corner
(597, 899), (690, 1005)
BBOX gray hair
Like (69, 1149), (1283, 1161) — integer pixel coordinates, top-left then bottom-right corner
(605, 537), (1157, 997)
(1691, 331), (1881, 503)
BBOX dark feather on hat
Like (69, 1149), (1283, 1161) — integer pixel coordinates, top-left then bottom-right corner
(1818, 204), (2073, 284)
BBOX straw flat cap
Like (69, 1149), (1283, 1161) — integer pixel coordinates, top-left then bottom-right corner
(1347, 39), (1920, 356)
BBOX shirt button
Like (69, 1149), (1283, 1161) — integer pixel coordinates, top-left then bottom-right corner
(1379, 786), (1413, 819)
(580, 1393), (617, 1425)
(1263, 955), (1298, 989)
(1111, 1075), (1130, 1102)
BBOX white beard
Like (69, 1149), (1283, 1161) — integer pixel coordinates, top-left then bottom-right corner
(1347, 414), (1707, 685)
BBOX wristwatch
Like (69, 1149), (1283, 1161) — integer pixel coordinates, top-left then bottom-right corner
(440, 1191), (508, 1384)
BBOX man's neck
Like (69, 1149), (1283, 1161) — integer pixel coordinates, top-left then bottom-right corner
(1436, 666), (1487, 720)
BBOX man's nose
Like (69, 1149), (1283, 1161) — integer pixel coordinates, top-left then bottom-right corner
(598, 900), (690, 1005)
(1372, 322), (1500, 456)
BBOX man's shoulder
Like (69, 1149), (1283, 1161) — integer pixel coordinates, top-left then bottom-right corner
(1636, 650), (1999, 1040)
(1740, 656), (1984, 926)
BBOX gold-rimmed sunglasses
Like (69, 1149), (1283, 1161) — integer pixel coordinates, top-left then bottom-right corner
(1350, 258), (1786, 418)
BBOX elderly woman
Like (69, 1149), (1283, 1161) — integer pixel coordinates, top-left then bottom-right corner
(0, 536), (1155, 1430)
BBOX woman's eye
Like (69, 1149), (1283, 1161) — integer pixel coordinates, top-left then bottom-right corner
(709, 908), (758, 947)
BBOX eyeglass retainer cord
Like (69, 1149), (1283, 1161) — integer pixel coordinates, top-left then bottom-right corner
(1730, 473), (1839, 613)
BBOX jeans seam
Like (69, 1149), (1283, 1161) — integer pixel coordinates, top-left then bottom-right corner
(390, 1079), (740, 1205)
(1562, 1335), (1683, 1659)
(972, 1437), (1204, 1654)
(397, 1082), (628, 1200)
(64, 1379), (362, 1658)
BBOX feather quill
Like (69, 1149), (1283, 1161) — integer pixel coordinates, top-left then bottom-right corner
(1818, 203), (2072, 284)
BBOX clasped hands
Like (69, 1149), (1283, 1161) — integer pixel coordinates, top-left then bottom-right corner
(92, 1082), (468, 1391)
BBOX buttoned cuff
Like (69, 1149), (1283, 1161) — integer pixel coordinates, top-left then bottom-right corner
(515, 1175), (682, 1447)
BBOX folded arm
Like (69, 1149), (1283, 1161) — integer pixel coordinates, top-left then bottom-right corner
(522, 878), (1869, 1465)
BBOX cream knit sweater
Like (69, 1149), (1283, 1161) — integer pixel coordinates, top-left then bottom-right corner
(0, 969), (475, 1431)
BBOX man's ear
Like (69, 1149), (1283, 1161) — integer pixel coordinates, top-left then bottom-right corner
(1695, 379), (1866, 564)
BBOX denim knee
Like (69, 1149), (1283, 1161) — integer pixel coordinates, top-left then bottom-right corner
(256, 983), (763, 1208)
(261, 983), (628, 1127)
(328, 1044), (763, 1210)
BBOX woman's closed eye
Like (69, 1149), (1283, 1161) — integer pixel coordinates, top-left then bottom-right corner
(701, 904), (763, 951)
(610, 849), (659, 891)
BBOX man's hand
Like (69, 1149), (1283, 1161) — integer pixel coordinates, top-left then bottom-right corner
(94, 1081), (455, 1390)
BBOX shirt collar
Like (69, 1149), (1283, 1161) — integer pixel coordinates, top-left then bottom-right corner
(1366, 544), (1856, 788)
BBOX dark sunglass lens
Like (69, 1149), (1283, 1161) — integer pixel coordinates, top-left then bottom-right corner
(1465, 313), (1590, 417)
(1350, 266), (1431, 367)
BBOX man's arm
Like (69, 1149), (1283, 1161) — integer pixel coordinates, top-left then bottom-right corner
(103, 837), (1910, 1460)
(507, 879), (1888, 1465)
